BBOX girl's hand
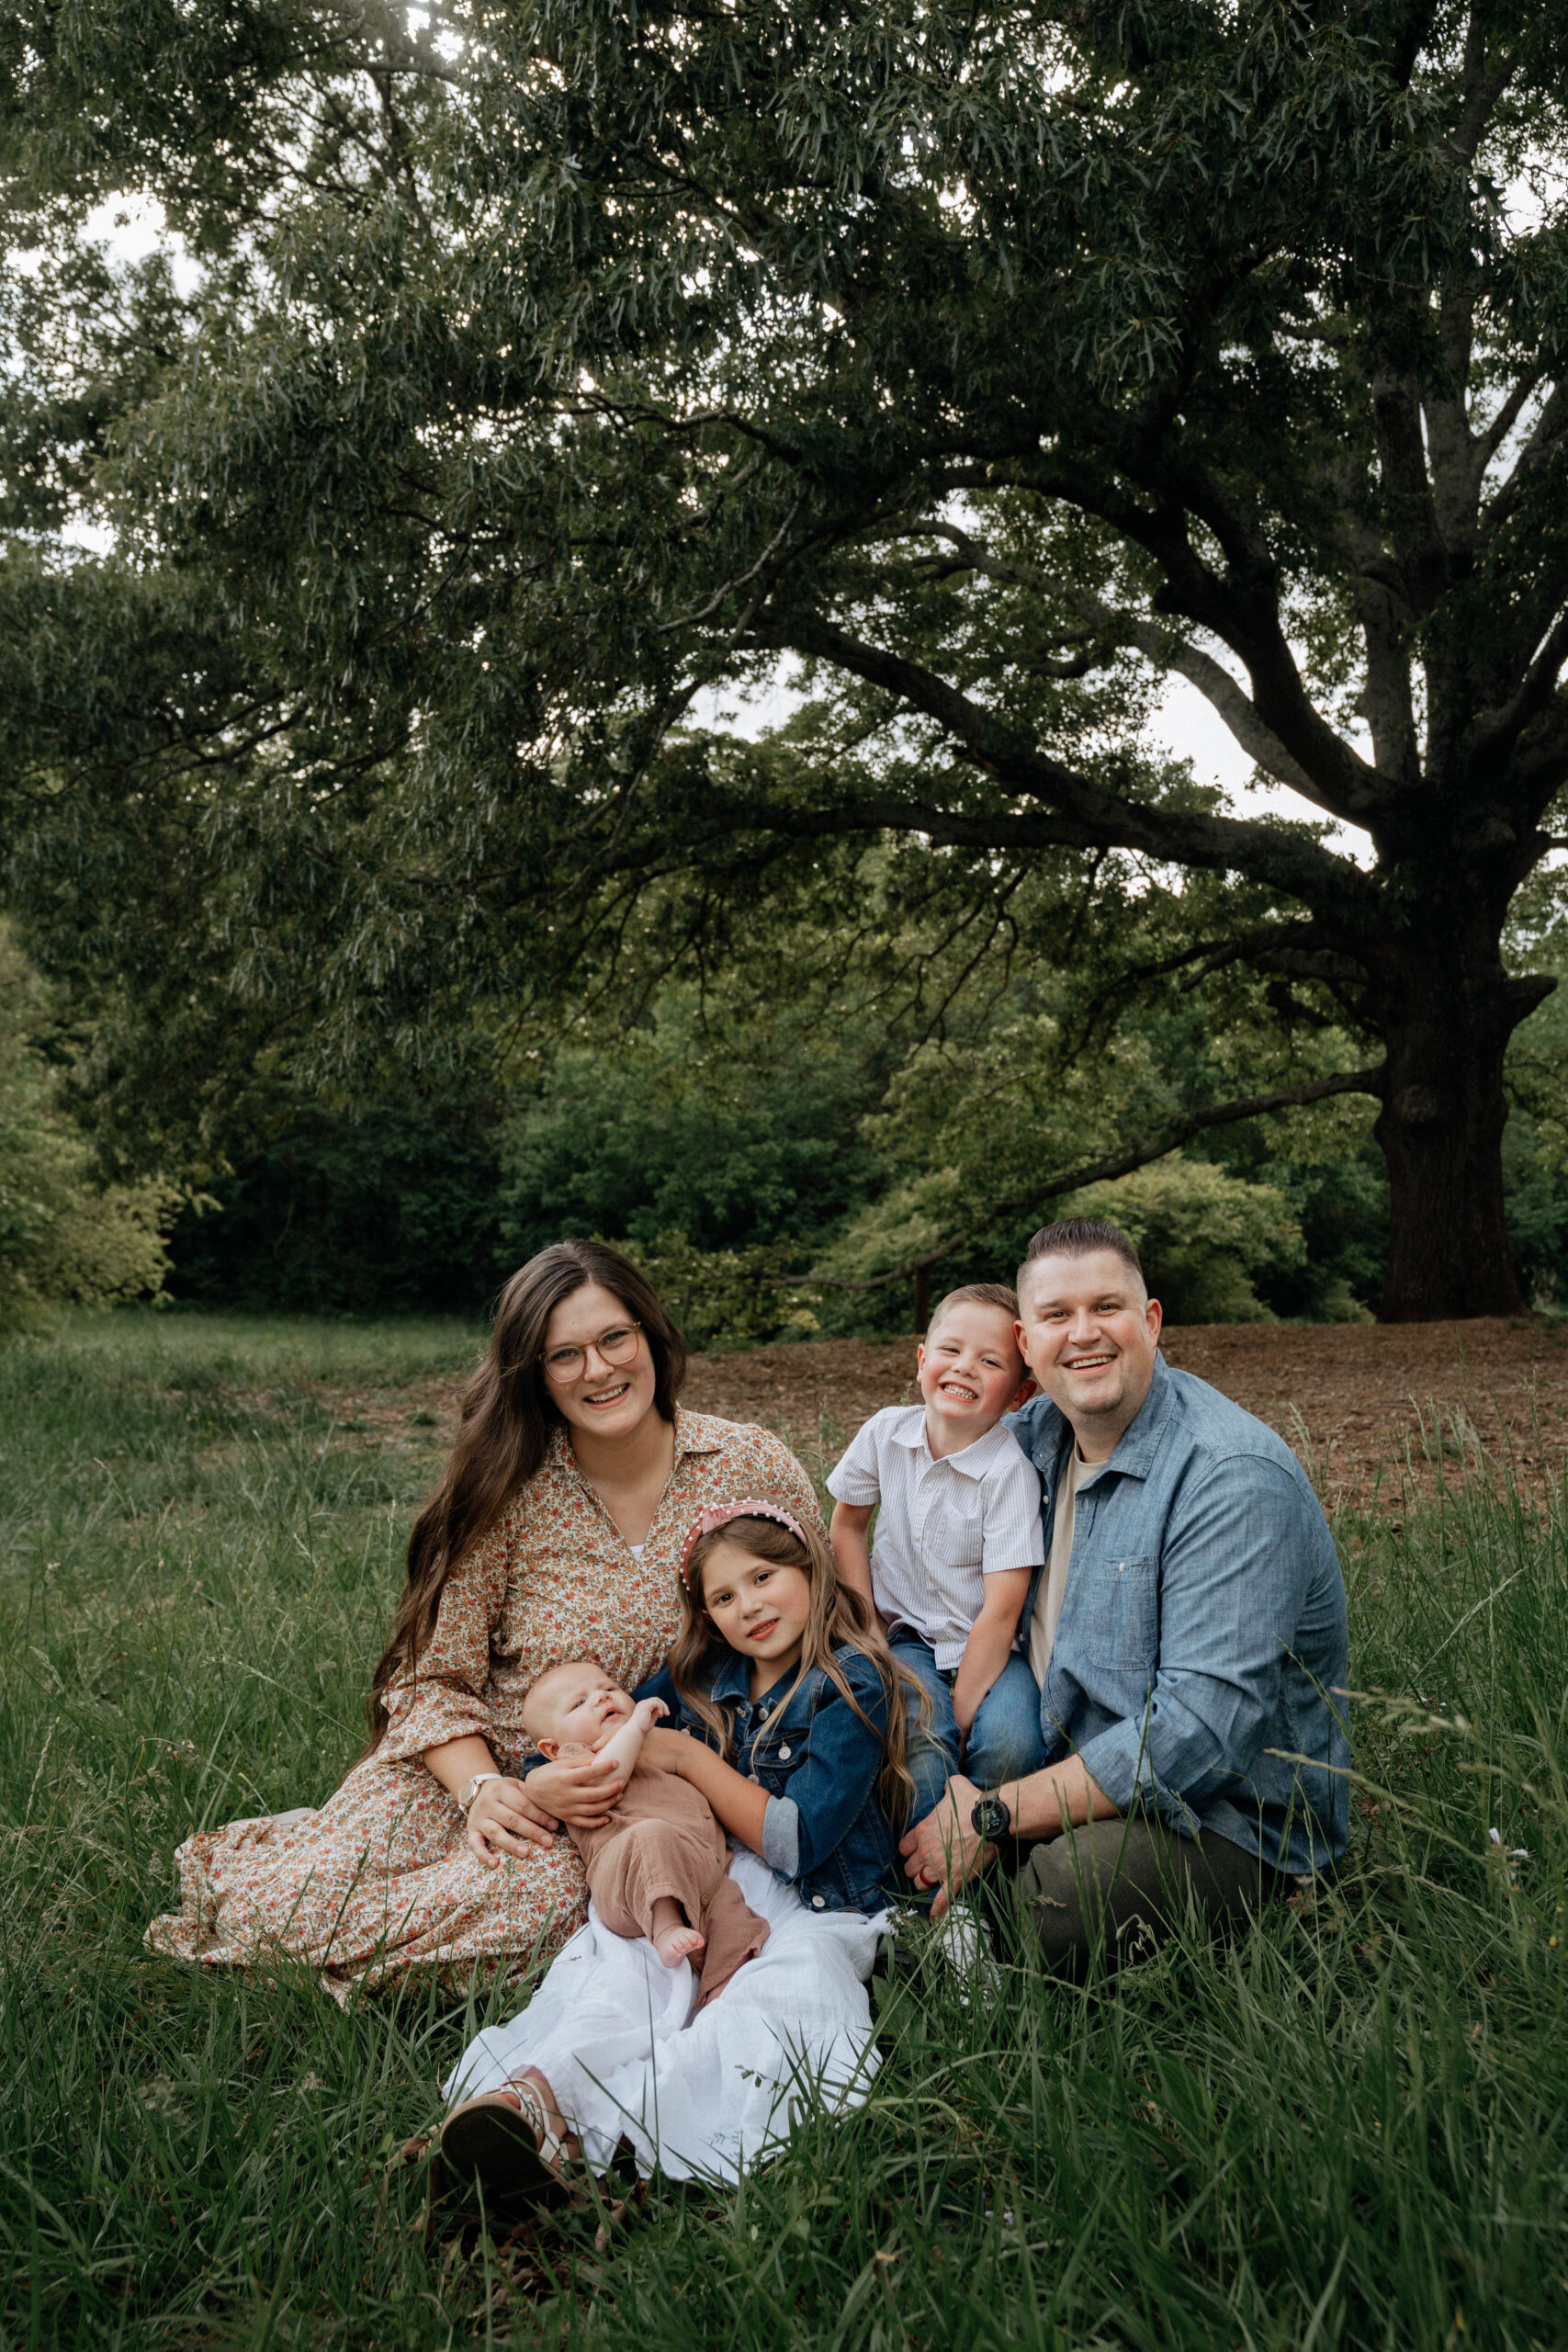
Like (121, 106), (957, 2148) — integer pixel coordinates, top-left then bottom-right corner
(527, 1749), (627, 1832)
(638, 1725), (702, 1776)
(465, 1775), (558, 1866)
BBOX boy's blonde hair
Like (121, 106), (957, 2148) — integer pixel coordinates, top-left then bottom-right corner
(926, 1281), (1022, 1347)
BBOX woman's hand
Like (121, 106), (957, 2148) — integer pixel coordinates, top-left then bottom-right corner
(465, 1775), (560, 1866)
(525, 1749), (627, 1832)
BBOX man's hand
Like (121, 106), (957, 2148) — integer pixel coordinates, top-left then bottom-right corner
(899, 1773), (990, 1918)
(525, 1749), (626, 1834)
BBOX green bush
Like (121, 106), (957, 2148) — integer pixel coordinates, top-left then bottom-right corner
(0, 933), (175, 1334)
(615, 1229), (824, 1349)
(165, 1079), (507, 1315)
(1062, 1154), (1312, 1323)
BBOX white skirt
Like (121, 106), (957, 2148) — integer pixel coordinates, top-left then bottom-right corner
(443, 1849), (887, 2183)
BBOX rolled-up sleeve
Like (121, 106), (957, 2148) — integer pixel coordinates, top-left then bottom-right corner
(761, 1795), (801, 1875)
(1073, 1456), (1314, 1833)
(376, 1522), (511, 1764)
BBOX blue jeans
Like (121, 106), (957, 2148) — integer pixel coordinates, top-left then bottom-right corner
(894, 1639), (1050, 1825)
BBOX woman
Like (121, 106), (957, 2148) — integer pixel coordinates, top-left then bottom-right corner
(144, 1241), (825, 1998)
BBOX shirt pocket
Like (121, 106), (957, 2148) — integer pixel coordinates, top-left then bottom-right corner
(747, 1695), (818, 1786)
(918, 1482), (986, 1577)
(1078, 1553), (1160, 1677)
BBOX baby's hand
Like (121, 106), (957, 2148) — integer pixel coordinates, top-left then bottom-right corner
(633, 1697), (669, 1730)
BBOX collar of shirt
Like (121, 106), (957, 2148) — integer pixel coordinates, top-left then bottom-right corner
(886, 1406), (1025, 1480)
(705, 1643), (773, 1707)
(701, 1643), (854, 1715)
(1007, 1351), (1177, 1491)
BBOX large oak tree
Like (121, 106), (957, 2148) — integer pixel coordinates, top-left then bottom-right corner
(5, 0), (1568, 1315)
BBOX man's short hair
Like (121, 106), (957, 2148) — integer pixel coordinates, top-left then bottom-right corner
(926, 1280), (1021, 1334)
(1019, 1216), (1145, 1290)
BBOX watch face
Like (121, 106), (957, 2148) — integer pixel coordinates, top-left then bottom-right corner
(971, 1797), (1009, 1839)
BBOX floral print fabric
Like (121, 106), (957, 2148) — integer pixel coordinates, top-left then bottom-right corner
(144, 1410), (824, 1999)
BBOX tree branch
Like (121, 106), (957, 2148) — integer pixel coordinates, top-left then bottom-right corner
(1478, 368), (1546, 470)
(1466, 605), (1568, 778)
(809, 1066), (1387, 1290)
(928, 457), (1391, 823)
(912, 522), (1331, 802)
(758, 610), (1378, 915)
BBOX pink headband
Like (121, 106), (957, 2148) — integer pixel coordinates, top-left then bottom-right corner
(678, 1497), (810, 1589)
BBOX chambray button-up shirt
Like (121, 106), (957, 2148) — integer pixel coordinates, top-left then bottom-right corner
(1007, 1356), (1350, 1875)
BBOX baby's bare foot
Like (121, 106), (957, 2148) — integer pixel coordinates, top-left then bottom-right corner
(653, 1924), (706, 1967)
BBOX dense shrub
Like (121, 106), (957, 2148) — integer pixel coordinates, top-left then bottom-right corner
(0, 933), (175, 1332)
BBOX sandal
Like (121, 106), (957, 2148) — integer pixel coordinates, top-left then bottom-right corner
(439, 2078), (575, 2210)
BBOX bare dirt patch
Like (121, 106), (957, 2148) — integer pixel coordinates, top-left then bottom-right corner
(254, 1317), (1568, 1510)
(684, 1320), (1568, 1508)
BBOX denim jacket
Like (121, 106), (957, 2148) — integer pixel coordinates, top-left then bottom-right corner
(637, 1643), (898, 1914)
(1007, 1356), (1350, 1875)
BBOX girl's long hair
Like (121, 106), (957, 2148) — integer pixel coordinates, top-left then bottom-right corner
(670, 1510), (929, 1829)
(362, 1239), (687, 1749)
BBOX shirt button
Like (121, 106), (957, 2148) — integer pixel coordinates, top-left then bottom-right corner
(750, 1771), (761, 1783)
(779, 1744), (792, 1759)
(811, 1895), (826, 1908)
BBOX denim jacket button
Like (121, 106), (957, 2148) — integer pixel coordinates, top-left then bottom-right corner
(779, 1744), (792, 1759)
(811, 1894), (826, 1908)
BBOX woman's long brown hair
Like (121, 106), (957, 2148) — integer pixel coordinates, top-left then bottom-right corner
(362, 1240), (687, 1749)
(669, 1510), (930, 1829)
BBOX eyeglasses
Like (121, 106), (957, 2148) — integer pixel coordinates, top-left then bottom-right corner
(540, 1321), (643, 1383)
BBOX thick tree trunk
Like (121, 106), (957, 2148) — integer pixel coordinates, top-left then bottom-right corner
(1372, 932), (1533, 1321)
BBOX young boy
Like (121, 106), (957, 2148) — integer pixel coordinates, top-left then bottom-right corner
(827, 1283), (1047, 1820)
(521, 1658), (770, 2008)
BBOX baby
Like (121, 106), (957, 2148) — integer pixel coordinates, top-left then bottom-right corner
(522, 1658), (770, 2007)
(827, 1281), (1046, 1815)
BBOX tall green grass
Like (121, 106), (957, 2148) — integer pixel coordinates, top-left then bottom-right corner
(1, 1313), (1564, 2348)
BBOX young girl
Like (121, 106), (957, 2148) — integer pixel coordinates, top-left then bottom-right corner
(440, 1496), (919, 2199)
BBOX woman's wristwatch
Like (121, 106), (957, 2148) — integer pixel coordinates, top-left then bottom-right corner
(970, 1793), (1014, 1841)
(457, 1771), (502, 1814)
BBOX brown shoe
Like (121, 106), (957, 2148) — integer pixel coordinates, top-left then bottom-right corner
(438, 2086), (573, 2210)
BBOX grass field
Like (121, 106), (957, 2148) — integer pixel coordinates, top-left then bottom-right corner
(2, 1310), (1566, 2350)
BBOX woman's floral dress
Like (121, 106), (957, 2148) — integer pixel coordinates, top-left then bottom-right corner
(144, 1410), (824, 2000)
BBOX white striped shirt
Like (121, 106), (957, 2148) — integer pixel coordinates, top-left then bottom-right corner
(828, 1406), (1045, 1668)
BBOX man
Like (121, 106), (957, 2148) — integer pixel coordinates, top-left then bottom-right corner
(901, 1216), (1349, 1970)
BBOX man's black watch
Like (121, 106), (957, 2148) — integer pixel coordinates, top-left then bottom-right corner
(970, 1793), (1014, 1842)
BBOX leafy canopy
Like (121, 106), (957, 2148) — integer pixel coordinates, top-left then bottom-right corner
(6, 0), (1568, 1316)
